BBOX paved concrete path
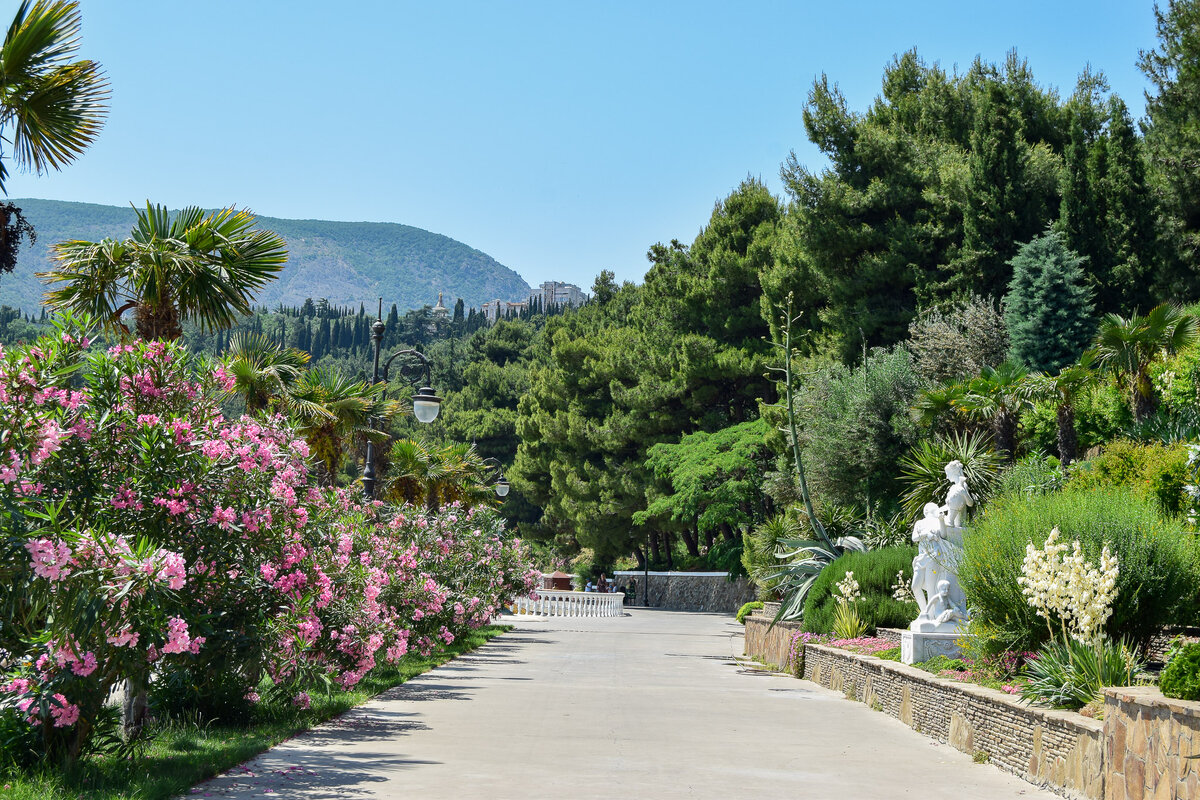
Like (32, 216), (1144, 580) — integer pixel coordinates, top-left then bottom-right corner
(193, 609), (1054, 799)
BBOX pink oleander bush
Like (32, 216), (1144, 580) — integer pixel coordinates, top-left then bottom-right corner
(0, 318), (538, 763)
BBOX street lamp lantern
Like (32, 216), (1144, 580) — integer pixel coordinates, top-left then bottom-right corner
(480, 457), (510, 500)
(363, 299), (440, 499)
(411, 386), (442, 424)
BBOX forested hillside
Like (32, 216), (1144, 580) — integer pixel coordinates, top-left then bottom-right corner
(0, 198), (531, 311)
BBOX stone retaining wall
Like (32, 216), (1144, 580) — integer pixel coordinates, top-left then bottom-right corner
(742, 621), (1200, 800)
(742, 614), (804, 670)
(1104, 686), (1200, 800)
(612, 571), (755, 612)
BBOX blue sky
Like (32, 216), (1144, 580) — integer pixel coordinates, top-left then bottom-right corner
(3, 1), (1160, 291)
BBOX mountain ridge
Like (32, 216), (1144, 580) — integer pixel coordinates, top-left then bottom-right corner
(0, 198), (532, 313)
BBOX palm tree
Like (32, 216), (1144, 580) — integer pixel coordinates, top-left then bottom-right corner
(223, 332), (310, 415)
(383, 439), (497, 512)
(1026, 352), (1099, 465)
(289, 367), (400, 485)
(913, 381), (973, 436)
(0, 1), (108, 192)
(1093, 303), (1200, 422)
(40, 203), (288, 341)
(956, 362), (1031, 463)
(0, 1), (109, 275)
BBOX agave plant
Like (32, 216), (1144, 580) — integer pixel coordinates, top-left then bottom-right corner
(763, 530), (868, 622)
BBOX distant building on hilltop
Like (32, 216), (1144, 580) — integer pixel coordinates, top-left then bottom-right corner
(538, 281), (586, 308)
(432, 292), (450, 317)
(481, 299), (528, 323)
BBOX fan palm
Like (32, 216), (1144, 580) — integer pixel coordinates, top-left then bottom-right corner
(956, 362), (1031, 462)
(223, 332), (309, 415)
(1093, 303), (1199, 422)
(0, 1), (108, 194)
(289, 367), (400, 485)
(40, 203), (288, 341)
(383, 438), (498, 512)
(1025, 352), (1099, 465)
(898, 430), (1002, 521)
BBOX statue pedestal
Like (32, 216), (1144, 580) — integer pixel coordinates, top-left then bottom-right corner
(901, 630), (964, 665)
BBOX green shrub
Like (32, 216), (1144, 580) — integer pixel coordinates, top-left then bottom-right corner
(802, 547), (918, 635)
(1020, 638), (1143, 710)
(960, 488), (1200, 654)
(1161, 642), (1200, 701)
(1066, 439), (1190, 517)
(736, 601), (764, 625)
(994, 453), (1065, 499)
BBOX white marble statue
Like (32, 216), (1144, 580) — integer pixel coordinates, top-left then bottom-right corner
(908, 461), (971, 634)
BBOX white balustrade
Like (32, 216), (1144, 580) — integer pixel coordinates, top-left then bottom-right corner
(511, 590), (625, 618)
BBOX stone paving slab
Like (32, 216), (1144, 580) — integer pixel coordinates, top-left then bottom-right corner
(189, 609), (1055, 799)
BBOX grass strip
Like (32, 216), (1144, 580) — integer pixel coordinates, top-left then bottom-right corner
(1, 623), (511, 800)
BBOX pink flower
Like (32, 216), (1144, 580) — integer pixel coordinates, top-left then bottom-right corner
(26, 538), (72, 581)
(292, 691), (311, 709)
(49, 694), (79, 727)
(209, 505), (236, 530)
(162, 616), (192, 654)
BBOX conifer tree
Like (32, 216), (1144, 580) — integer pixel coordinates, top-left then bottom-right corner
(1004, 230), (1095, 372)
(1101, 97), (1154, 313)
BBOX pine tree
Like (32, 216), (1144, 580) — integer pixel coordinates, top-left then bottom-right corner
(961, 82), (1035, 299)
(1004, 230), (1095, 372)
(1060, 112), (1110, 303)
(1101, 96), (1155, 313)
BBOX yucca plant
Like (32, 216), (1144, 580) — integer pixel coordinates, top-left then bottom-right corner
(1020, 637), (1143, 710)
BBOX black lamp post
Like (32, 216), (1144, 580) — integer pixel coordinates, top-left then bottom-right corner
(362, 301), (442, 499)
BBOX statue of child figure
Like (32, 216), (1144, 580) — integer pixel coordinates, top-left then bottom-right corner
(925, 579), (966, 627)
(909, 501), (945, 616)
(941, 459), (973, 530)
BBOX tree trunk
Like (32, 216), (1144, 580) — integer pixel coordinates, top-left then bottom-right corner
(663, 532), (675, 570)
(649, 531), (661, 566)
(719, 522), (736, 542)
(1133, 371), (1157, 422)
(135, 301), (183, 341)
(123, 674), (150, 741)
(703, 526), (715, 551)
(995, 411), (1017, 463)
(680, 528), (700, 558)
(633, 546), (646, 570)
(1057, 402), (1079, 465)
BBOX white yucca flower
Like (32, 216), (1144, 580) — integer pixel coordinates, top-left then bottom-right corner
(835, 571), (861, 604)
(1018, 527), (1119, 643)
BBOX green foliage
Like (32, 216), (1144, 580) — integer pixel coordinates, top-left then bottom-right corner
(993, 453), (1065, 499)
(1004, 230), (1095, 372)
(1139, 0), (1200, 298)
(1065, 439), (1190, 517)
(639, 419), (772, 537)
(960, 489), (1200, 653)
(1160, 642), (1200, 701)
(801, 547), (918, 635)
(1021, 384), (1130, 457)
(831, 600), (869, 639)
(1020, 637), (1143, 710)
(799, 346), (923, 513)
(898, 431), (1002, 521)
(736, 601), (764, 625)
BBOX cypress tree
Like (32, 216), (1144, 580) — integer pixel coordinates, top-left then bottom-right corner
(1004, 230), (1095, 372)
